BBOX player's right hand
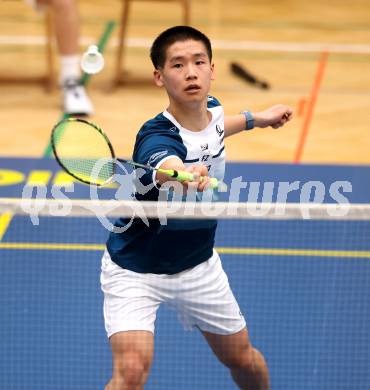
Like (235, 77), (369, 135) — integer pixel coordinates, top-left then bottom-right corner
(185, 164), (211, 192)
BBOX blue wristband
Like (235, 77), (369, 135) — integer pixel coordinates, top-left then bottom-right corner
(242, 111), (254, 130)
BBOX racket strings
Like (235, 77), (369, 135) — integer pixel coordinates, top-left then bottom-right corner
(52, 119), (115, 185)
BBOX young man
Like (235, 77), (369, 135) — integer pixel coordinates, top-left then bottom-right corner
(26, 0), (93, 115)
(101, 26), (293, 390)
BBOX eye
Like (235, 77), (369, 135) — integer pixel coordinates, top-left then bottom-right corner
(173, 63), (183, 69)
(196, 60), (205, 65)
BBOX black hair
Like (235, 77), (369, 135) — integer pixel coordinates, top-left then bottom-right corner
(150, 26), (212, 69)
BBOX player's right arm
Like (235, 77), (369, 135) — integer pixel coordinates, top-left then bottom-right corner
(156, 157), (211, 192)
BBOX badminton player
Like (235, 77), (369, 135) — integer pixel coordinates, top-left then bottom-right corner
(101, 26), (292, 390)
(25, 0), (93, 115)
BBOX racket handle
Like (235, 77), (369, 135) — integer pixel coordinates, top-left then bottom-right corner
(208, 177), (220, 189)
(161, 169), (220, 189)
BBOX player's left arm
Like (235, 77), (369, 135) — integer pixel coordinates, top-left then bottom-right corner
(224, 104), (293, 137)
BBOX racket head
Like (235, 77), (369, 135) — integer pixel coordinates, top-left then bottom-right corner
(51, 117), (116, 186)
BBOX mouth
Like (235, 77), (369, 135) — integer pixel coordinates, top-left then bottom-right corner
(184, 84), (201, 92)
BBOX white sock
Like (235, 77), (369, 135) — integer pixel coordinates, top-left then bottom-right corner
(60, 55), (81, 85)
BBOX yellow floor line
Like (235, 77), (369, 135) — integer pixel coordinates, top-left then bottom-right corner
(0, 242), (105, 251)
(0, 242), (369, 259)
(0, 212), (13, 241)
(217, 247), (370, 258)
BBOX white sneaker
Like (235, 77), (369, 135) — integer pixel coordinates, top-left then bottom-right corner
(62, 79), (94, 116)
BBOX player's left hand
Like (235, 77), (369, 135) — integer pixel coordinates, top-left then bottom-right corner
(253, 104), (293, 129)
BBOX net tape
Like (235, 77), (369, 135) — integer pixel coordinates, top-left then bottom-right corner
(1, 198), (370, 220)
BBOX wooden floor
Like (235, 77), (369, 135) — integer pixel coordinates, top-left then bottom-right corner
(1, 0), (370, 164)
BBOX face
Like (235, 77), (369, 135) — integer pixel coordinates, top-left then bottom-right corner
(153, 39), (215, 106)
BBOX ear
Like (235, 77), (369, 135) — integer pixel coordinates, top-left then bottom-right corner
(153, 69), (164, 87)
(210, 63), (215, 81)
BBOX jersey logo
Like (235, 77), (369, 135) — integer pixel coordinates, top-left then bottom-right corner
(147, 150), (168, 166)
(200, 143), (209, 151)
(201, 155), (210, 162)
(216, 125), (224, 137)
(169, 126), (177, 132)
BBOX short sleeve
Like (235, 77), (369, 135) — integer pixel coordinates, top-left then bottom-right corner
(207, 95), (222, 108)
(133, 123), (187, 190)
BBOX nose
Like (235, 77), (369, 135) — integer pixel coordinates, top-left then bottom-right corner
(185, 63), (197, 80)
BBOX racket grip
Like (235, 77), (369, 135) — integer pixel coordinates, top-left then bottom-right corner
(208, 177), (219, 189)
(174, 171), (195, 182)
(174, 170), (219, 189)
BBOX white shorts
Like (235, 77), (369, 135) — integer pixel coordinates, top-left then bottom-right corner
(101, 250), (246, 338)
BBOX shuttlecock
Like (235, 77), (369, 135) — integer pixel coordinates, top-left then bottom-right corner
(81, 45), (104, 74)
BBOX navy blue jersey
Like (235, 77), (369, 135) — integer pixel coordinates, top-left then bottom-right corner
(106, 96), (226, 274)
